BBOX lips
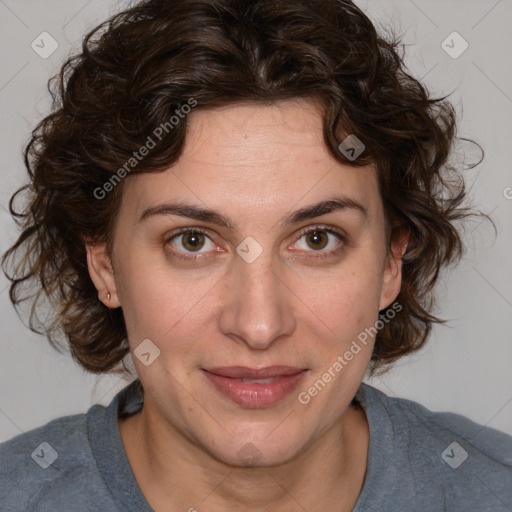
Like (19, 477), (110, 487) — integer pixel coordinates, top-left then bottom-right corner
(201, 366), (308, 407)
(204, 366), (305, 379)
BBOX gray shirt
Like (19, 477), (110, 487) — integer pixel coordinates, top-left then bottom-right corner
(1, 379), (511, 511)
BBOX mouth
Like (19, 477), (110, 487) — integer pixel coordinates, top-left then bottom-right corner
(201, 366), (308, 408)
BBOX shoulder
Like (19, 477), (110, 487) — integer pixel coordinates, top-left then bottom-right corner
(365, 384), (512, 463)
(0, 406), (112, 512)
(358, 383), (512, 510)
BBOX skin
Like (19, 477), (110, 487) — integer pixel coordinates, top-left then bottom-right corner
(86, 98), (408, 512)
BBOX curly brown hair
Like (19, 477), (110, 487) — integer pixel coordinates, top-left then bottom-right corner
(1, 0), (493, 378)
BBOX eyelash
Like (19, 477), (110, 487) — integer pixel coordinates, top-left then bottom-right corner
(165, 225), (347, 261)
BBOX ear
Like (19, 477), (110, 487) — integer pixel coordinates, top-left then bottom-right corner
(378, 225), (409, 311)
(85, 239), (121, 308)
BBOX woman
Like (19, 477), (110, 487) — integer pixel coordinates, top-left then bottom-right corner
(1, 0), (511, 510)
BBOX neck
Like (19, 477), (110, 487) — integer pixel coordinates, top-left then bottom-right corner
(119, 401), (369, 512)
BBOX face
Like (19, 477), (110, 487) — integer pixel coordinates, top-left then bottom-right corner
(87, 98), (404, 467)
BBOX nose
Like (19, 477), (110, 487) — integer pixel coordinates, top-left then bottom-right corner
(218, 248), (296, 350)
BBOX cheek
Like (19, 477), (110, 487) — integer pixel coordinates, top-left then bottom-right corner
(116, 253), (218, 355)
(298, 258), (382, 335)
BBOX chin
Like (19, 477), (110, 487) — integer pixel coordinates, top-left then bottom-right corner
(205, 432), (306, 469)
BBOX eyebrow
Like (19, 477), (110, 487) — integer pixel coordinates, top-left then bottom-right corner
(138, 195), (368, 228)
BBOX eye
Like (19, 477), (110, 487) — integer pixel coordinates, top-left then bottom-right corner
(165, 225), (346, 262)
(165, 227), (219, 259)
(291, 225), (346, 259)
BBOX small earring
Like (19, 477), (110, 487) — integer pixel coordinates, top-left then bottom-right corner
(106, 292), (111, 302)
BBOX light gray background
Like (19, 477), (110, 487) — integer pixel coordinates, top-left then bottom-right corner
(0, 0), (511, 442)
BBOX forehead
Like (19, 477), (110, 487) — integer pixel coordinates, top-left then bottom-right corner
(122, 99), (381, 224)
(187, 99), (325, 153)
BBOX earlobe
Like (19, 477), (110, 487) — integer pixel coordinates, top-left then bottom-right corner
(85, 240), (121, 308)
(378, 226), (409, 311)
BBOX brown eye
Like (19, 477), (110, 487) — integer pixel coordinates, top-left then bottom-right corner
(304, 230), (329, 251)
(166, 228), (217, 256)
(292, 225), (346, 259)
(181, 231), (206, 252)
